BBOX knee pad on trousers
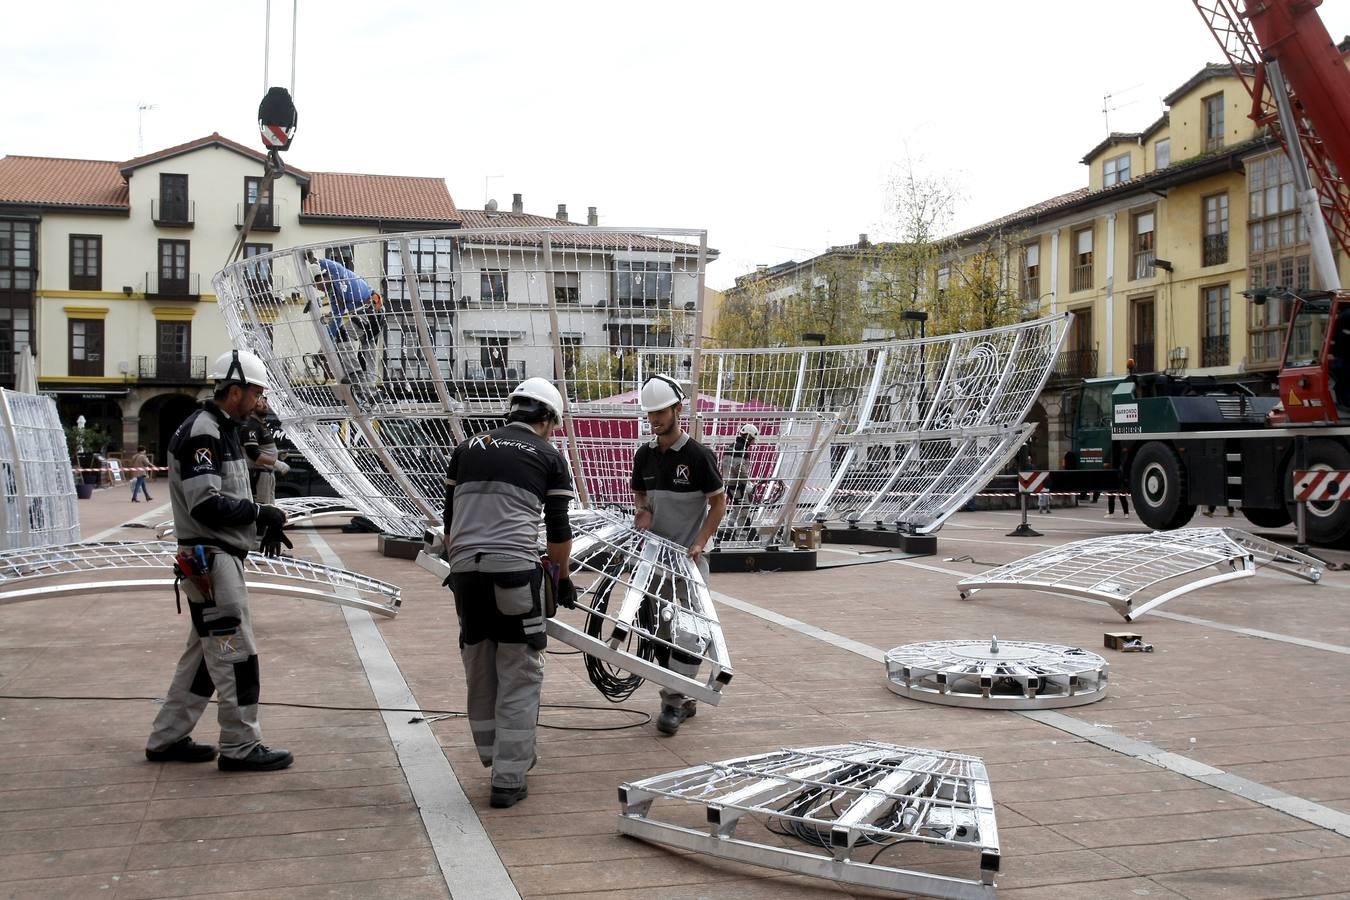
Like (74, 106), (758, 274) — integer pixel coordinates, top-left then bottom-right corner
(235, 654), (260, 706)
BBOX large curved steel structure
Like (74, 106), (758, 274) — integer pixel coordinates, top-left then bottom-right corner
(213, 227), (1068, 544)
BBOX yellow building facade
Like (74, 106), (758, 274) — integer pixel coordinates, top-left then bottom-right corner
(943, 62), (1349, 466)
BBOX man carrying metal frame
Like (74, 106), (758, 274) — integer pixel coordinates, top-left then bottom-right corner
(443, 377), (576, 808)
(632, 374), (727, 735)
(145, 349), (293, 772)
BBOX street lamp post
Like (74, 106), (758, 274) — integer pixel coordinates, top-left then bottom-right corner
(802, 332), (827, 410)
(901, 310), (929, 404)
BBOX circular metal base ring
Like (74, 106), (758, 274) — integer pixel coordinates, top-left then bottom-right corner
(884, 638), (1108, 710)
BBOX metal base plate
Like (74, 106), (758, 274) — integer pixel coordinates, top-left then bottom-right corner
(886, 638), (1107, 709)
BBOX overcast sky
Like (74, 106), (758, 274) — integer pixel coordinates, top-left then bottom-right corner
(5, 1), (1349, 288)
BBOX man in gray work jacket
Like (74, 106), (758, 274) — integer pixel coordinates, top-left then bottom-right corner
(144, 349), (293, 772)
(444, 377), (576, 808)
(631, 374), (726, 735)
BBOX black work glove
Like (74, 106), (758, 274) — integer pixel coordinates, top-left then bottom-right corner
(260, 523), (292, 558)
(256, 504), (287, 531)
(556, 578), (578, 610)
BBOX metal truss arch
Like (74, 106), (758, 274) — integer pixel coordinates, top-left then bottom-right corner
(0, 541), (401, 617)
(958, 528), (1322, 621)
(215, 228), (1067, 544)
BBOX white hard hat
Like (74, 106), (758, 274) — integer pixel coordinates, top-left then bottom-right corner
(308, 261), (324, 281)
(209, 349), (270, 390)
(508, 377), (564, 424)
(739, 423), (760, 439)
(639, 374), (685, 412)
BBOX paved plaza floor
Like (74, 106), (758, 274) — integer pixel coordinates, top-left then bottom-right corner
(2, 486), (1348, 898)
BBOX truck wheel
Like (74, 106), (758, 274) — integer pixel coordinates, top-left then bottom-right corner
(1240, 507), (1293, 529)
(1130, 442), (1195, 531)
(1284, 439), (1350, 545)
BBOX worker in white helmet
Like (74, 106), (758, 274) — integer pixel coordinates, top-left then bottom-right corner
(443, 377), (576, 808)
(145, 349), (293, 773)
(720, 423), (759, 540)
(631, 374), (726, 735)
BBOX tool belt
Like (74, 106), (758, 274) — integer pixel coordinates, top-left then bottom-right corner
(172, 545), (214, 613)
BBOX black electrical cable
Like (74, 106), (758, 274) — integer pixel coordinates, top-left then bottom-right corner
(0, 694), (651, 732)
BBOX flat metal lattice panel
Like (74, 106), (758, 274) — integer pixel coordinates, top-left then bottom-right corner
(885, 637), (1108, 709)
(0, 541), (401, 617)
(957, 527), (1322, 621)
(619, 740), (999, 899)
(155, 497), (361, 539)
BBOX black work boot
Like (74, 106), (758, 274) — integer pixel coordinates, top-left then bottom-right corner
(145, 736), (217, 763)
(218, 744), (294, 772)
(657, 701), (695, 735)
(490, 782), (528, 809)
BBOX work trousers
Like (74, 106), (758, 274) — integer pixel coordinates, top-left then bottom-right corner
(657, 556), (710, 711)
(449, 555), (546, 789)
(252, 469), (276, 505)
(147, 549), (263, 760)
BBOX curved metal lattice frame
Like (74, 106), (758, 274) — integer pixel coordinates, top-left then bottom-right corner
(0, 541), (401, 617)
(154, 497), (361, 539)
(0, 389), (79, 550)
(958, 528), (1323, 621)
(214, 228), (1067, 543)
(419, 509), (732, 704)
(618, 740), (999, 899)
(885, 637), (1108, 710)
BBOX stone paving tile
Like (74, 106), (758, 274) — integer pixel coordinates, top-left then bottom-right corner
(996, 877), (1186, 899)
(0, 845), (131, 883)
(112, 847), (441, 898)
(124, 823), (430, 870)
(1047, 807), (1321, 849)
(188, 877), (450, 900)
(1152, 855), (1350, 898)
(0, 871), (131, 899)
(1098, 831), (1350, 876)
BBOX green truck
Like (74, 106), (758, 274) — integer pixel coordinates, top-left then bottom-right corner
(1054, 372), (1350, 545)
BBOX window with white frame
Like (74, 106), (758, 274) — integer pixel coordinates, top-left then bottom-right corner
(1104, 154), (1131, 187)
(1155, 138), (1171, 170)
(1131, 210), (1155, 280)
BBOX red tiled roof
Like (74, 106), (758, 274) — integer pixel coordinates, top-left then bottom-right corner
(303, 172), (460, 223)
(0, 156), (128, 209)
(118, 132), (311, 180)
(946, 188), (1091, 244)
(459, 209), (709, 255)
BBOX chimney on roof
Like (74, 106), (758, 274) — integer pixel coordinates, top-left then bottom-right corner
(485, 198), (498, 212)
(512, 193), (523, 214)
(587, 206), (598, 226)
(858, 233), (869, 247)
(556, 204), (568, 222)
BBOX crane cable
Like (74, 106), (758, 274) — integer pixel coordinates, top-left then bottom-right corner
(226, 0), (299, 266)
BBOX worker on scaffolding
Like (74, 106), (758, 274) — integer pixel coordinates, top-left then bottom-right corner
(144, 350), (293, 773)
(306, 250), (383, 385)
(632, 374), (726, 735)
(443, 377), (576, 808)
(718, 423), (758, 541)
(241, 394), (289, 505)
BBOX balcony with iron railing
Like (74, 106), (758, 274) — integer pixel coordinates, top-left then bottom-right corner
(1201, 334), (1229, 368)
(1049, 348), (1098, 384)
(236, 200), (286, 231)
(145, 271), (201, 299)
(1131, 342), (1155, 373)
(1203, 232), (1229, 266)
(1071, 263), (1093, 292)
(151, 199), (195, 228)
(139, 355), (207, 383)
